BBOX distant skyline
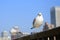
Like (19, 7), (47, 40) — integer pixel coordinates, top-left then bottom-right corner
(0, 0), (60, 33)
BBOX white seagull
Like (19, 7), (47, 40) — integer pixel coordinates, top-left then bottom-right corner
(31, 12), (44, 29)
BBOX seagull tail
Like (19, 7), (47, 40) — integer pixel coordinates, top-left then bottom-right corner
(31, 27), (34, 29)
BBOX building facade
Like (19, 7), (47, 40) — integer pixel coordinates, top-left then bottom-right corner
(0, 31), (11, 40)
(50, 7), (60, 27)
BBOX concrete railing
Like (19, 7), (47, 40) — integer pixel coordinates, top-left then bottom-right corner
(15, 27), (60, 40)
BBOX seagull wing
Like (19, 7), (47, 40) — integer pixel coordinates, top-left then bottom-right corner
(33, 18), (36, 26)
(31, 18), (36, 29)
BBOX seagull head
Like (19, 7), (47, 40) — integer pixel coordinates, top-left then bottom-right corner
(38, 13), (42, 16)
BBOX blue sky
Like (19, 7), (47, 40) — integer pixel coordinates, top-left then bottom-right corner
(0, 0), (60, 33)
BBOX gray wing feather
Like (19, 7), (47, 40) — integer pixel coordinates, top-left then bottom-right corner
(33, 18), (36, 25)
(31, 19), (36, 29)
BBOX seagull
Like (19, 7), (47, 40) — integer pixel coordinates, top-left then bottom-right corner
(10, 26), (20, 34)
(31, 13), (44, 29)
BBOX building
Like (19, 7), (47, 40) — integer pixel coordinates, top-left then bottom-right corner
(0, 36), (11, 40)
(1, 31), (8, 40)
(0, 37), (2, 40)
(0, 31), (11, 40)
(1, 31), (8, 37)
(50, 7), (60, 27)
